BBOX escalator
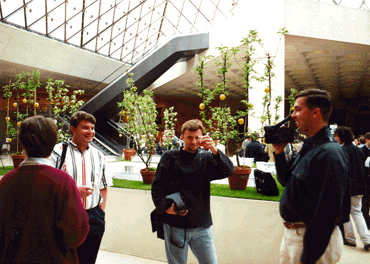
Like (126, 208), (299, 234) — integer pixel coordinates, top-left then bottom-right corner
(79, 33), (209, 150)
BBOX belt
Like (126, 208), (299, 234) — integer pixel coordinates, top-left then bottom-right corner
(283, 222), (306, 229)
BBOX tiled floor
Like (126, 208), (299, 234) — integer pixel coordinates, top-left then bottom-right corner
(96, 250), (165, 264)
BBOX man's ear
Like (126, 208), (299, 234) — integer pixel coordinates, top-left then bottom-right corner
(312, 108), (322, 119)
(180, 134), (184, 140)
(70, 126), (76, 134)
(20, 143), (27, 156)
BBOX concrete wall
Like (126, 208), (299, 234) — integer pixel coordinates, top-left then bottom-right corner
(101, 188), (284, 264)
(0, 23), (126, 83)
(285, 0), (370, 45)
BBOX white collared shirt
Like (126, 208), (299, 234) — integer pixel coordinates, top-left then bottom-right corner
(49, 140), (113, 209)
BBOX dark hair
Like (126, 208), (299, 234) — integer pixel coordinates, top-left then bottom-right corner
(359, 135), (366, 144)
(19, 116), (58, 158)
(181, 119), (204, 134)
(70, 111), (96, 132)
(334, 126), (354, 144)
(295, 89), (332, 121)
(365, 132), (370, 140)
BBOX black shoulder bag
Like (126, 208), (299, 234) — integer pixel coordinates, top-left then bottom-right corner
(58, 142), (69, 169)
(254, 169), (279, 196)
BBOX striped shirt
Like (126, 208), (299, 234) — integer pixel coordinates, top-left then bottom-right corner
(50, 140), (113, 210)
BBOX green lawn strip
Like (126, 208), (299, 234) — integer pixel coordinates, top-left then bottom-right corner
(113, 175), (284, 202)
(0, 166), (13, 176)
(113, 178), (152, 191)
(2, 165), (283, 201)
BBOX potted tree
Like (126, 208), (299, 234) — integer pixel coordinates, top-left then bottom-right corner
(118, 73), (159, 184)
(194, 47), (250, 190)
(2, 70), (41, 168)
(45, 78), (85, 142)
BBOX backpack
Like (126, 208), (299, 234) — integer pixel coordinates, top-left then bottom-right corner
(254, 169), (279, 196)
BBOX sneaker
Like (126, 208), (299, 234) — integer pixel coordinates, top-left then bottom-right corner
(343, 239), (356, 247)
(365, 244), (370, 251)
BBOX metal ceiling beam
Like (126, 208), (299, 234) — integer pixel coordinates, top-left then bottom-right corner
(0, 2), (3, 20)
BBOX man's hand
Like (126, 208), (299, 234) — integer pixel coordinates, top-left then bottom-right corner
(78, 186), (94, 199)
(165, 203), (188, 216)
(271, 143), (288, 155)
(199, 135), (218, 155)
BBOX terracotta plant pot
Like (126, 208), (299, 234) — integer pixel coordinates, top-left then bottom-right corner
(12, 153), (27, 169)
(123, 149), (136, 161)
(140, 168), (156, 184)
(228, 167), (252, 190)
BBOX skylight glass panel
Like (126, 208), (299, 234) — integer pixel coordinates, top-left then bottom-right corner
(30, 17), (46, 35)
(1, 0), (23, 18)
(100, 0), (115, 14)
(66, 12), (82, 41)
(68, 32), (81, 46)
(26, 0), (45, 27)
(84, 1), (100, 26)
(122, 37), (136, 58)
(99, 8), (114, 33)
(83, 27), (98, 50)
(47, 0), (65, 11)
(66, 0), (82, 20)
(49, 24), (65, 41)
(5, 8), (25, 27)
(182, 0), (198, 26)
(47, 4), (65, 33)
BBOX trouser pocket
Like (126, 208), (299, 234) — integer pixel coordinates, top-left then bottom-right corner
(169, 226), (186, 248)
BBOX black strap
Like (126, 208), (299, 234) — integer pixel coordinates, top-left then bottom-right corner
(58, 142), (69, 170)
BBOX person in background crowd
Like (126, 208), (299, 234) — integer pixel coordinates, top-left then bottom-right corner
(214, 139), (226, 154)
(156, 133), (166, 155)
(334, 126), (370, 250)
(272, 89), (350, 264)
(361, 132), (370, 229)
(0, 134), (3, 156)
(244, 135), (268, 162)
(50, 111), (113, 264)
(358, 135), (366, 148)
(0, 116), (89, 264)
(264, 143), (275, 162)
(151, 119), (234, 264)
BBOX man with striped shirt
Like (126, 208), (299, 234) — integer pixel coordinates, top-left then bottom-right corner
(50, 111), (113, 264)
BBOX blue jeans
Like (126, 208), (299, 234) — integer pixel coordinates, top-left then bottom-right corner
(163, 223), (218, 264)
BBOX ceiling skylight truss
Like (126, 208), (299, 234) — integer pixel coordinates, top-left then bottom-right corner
(0, 0), (241, 65)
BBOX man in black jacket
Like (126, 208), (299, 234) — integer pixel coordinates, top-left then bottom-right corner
(272, 89), (350, 264)
(151, 119), (234, 264)
(334, 126), (370, 249)
(243, 135), (268, 162)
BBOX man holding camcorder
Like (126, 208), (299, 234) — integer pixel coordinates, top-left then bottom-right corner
(272, 89), (350, 264)
(151, 119), (234, 264)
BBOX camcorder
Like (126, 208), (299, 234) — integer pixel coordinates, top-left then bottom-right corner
(165, 192), (187, 215)
(263, 116), (296, 144)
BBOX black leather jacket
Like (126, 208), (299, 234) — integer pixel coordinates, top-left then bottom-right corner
(274, 126), (350, 264)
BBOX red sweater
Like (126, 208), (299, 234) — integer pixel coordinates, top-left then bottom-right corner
(0, 165), (89, 264)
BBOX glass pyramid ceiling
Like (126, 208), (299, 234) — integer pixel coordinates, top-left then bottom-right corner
(0, 0), (239, 65)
